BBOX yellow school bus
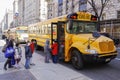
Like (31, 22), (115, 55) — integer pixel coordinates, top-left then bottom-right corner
(15, 26), (28, 43)
(6, 26), (28, 43)
(28, 12), (117, 69)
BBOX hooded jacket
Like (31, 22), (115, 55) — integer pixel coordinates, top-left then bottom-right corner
(44, 39), (51, 54)
(51, 42), (58, 55)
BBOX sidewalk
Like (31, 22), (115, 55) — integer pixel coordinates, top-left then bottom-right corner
(0, 40), (91, 80)
(1, 40), (120, 80)
(21, 48), (92, 80)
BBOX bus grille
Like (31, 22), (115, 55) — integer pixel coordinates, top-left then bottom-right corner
(99, 41), (114, 52)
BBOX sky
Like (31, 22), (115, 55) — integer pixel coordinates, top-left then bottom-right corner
(0, 0), (14, 21)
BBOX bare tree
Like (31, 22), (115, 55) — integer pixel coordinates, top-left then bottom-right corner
(87, 0), (111, 31)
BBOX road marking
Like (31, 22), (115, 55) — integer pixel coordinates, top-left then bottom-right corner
(115, 58), (120, 61)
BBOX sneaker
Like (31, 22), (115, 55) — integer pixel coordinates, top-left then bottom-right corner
(30, 63), (35, 65)
(45, 61), (49, 63)
(4, 67), (7, 70)
(25, 67), (30, 69)
(8, 66), (14, 68)
(24, 66), (30, 69)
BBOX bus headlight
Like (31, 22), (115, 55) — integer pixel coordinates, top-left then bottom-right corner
(85, 49), (97, 54)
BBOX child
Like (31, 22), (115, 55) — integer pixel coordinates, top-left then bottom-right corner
(24, 41), (32, 69)
(29, 39), (35, 65)
(14, 43), (22, 68)
(44, 39), (51, 63)
(51, 39), (58, 63)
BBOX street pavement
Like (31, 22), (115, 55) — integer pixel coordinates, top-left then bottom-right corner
(1, 39), (120, 80)
(0, 40), (91, 80)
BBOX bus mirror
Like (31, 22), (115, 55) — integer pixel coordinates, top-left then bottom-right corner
(92, 32), (101, 38)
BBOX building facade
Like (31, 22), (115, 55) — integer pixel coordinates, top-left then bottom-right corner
(46, 0), (120, 39)
(47, 0), (87, 19)
(97, 0), (120, 39)
(21, 0), (47, 26)
(1, 9), (13, 30)
(18, 0), (25, 26)
(24, 0), (39, 26)
(0, 20), (4, 33)
(13, 0), (19, 27)
(39, 0), (48, 21)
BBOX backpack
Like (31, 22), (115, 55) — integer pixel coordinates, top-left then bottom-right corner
(5, 47), (14, 58)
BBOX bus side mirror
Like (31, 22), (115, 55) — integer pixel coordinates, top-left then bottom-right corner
(92, 32), (101, 38)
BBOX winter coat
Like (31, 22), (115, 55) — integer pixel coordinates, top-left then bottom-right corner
(51, 43), (58, 55)
(30, 42), (34, 54)
(25, 45), (32, 58)
(15, 47), (22, 58)
(6, 39), (14, 48)
(44, 39), (51, 54)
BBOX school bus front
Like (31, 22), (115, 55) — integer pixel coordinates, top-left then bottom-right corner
(64, 12), (117, 69)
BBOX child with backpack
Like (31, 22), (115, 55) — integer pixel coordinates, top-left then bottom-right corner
(14, 43), (22, 68)
(44, 39), (51, 63)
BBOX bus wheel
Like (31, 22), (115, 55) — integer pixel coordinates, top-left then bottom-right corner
(71, 50), (84, 70)
(102, 60), (111, 64)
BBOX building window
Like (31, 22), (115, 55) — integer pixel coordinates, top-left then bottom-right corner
(58, 0), (63, 4)
(79, 4), (87, 11)
(58, 0), (63, 16)
(117, 11), (120, 18)
(102, 13), (106, 20)
(118, 0), (120, 2)
(79, 0), (87, 11)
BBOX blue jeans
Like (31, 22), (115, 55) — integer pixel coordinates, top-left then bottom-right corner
(25, 57), (30, 69)
(45, 53), (51, 63)
(52, 55), (58, 63)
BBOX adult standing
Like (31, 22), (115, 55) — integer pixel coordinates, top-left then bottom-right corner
(4, 35), (14, 70)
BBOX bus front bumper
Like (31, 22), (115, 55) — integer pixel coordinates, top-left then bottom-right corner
(82, 52), (117, 63)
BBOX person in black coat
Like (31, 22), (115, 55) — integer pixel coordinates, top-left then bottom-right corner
(24, 41), (32, 69)
(4, 35), (14, 70)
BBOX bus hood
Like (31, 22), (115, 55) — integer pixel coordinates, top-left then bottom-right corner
(72, 34), (116, 53)
(20, 33), (28, 37)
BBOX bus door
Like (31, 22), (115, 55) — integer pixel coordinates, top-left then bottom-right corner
(57, 22), (65, 59)
(51, 22), (65, 59)
(51, 23), (58, 45)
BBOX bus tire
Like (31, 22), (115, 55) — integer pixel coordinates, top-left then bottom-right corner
(102, 60), (111, 64)
(71, 50), (84, 70)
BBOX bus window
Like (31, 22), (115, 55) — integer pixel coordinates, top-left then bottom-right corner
(42, 25), (45, 34)
(16, 30), (27, 33)
(84, 23), (97, 32)
(48, 24), (51, 34)
(45, 25), (47, 34)
(67, 21), (97, 34)
(52, 25), (57, 35)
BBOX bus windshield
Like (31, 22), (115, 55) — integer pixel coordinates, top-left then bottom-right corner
(16, 30), (27, 33)
(67, 21), (97, 34)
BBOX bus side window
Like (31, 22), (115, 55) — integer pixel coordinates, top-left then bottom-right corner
(48, 24), (51, 34)
(76, 26), (82, 33)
